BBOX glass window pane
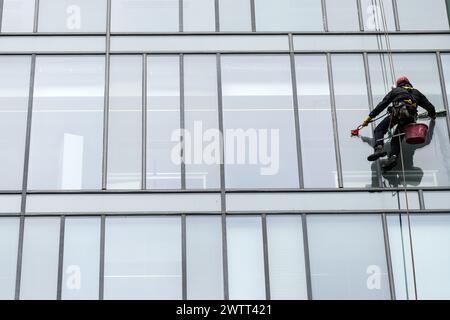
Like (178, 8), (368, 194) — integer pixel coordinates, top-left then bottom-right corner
(111, 0), (179, 32)
(332, 54), (375, 187)
(0, 36), (105, 52)
(104, 217), (182, 300)
(20, 218), (60, 300)
(255, 0), (323, 31)
(0, 218), (19, 300)
(62, 217), (100, 300)
(28, 56), (105, 190)
(386, 214), (415, 300)
(222, 55), (299, 189)
(0, 56), (30, 190)
(388, 214), (450, 300)
(227, 216), (265, 300)
(369, 53), (450, 187)
(108, 56), (142, 189)
(361, 0), (395, 31)
(26, 193), (221, 213)
(186, 216), (223, 299)
(111, 35), (289, 52)
(38, 0), (107, 32)
(307, 215), (390, 300)
(183, 0), (215, 31)
(266, 215), (308, 300)
(1, 0), (35, 32)
(326, 0), (360, 31)
(184, 55), (220, 189)
(397, 0), (449, 31)
(219, 0), (251, 31)
(443, 54), (450, 105)
(295, 54), (337, 188)
(408, 215), (450, 299)
(146, 56), (181, 189)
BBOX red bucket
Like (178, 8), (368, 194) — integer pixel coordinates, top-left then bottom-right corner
(404, 123), (429, 144)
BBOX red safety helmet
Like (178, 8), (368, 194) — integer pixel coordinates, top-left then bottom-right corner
(396, 76), (411, 87)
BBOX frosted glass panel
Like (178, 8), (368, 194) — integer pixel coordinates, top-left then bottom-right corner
(0, 56), (30, 190)
(38, 0), (107, 32)
(20, 218), (60, 300)
(108, 56), (142, 189)
(227, 216), (265, 299)
(184, 55), (220, 189)
(28, 56), (105, 190)
(388, 214), (450, 300)
(104, 217), (182, 300)
(183, 0), (215, 31)
(146, 56), (181, 189)
(1, 0), (35, 32)
(111, 0), (179, 32)
(219, 0), (251, 31)
(255, 0), (323, 31)
(0, 218), (19, 300)
(266, 215), (308, 300)
(307, 215), (390, 300)
(397, 0), (449, 31)
(186, 216), (223, 299)
(295, 54), (337, 188)
(326, 0), (359, 31)
(62, 218), (100, 300)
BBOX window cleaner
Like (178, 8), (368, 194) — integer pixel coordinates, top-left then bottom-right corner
(355, 76), (437, 171)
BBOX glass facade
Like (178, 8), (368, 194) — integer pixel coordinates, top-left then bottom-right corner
(0, 0), (450, 300)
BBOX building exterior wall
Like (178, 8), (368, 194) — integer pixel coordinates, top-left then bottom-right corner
(0, 0), (450, 300)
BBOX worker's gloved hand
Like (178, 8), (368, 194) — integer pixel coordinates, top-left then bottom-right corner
(430, 113), (437, 120)
(362, 116), (372, 127)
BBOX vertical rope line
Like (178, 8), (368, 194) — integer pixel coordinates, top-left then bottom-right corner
(376, 0), (418, 299)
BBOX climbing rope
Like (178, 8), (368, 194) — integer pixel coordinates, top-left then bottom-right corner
(375, 0), (419, 300)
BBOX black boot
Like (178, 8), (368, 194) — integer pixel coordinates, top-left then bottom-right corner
(367, 145), (387, 162)
(382, 155), (398, 171)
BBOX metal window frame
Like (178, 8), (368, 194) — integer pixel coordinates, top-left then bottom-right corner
(3, 0), (450, 302)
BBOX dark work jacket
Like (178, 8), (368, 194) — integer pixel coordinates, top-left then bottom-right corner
(369, 86), (436, 119)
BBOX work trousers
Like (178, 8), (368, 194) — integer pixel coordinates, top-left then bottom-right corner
(373, 115), (415, 157)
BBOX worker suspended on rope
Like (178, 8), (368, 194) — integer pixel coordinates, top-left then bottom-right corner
(362, 76), (437, 171)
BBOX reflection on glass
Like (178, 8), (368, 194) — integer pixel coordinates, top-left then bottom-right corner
(266, 215), (308, 300)
(62, 217), (100, 300)
(255, 0), (323, 31)
(369, 53), (450, 187)
(219, 0), (251, 31)
(326, 0), (360, 31)
(227, 216), (265, 299)
(28, 56), (105, 190)
(0, 218), (19, 300)
(184, 55), (220, 189)
(221, 55), (299, 189)
(104, 217), (182, 300)
(0, 56), (30, 190)
(108, 56), (142, 189)
(147, 56), (181, 189)
(183, 0), (215, 31)
(397, 0), (449, 31)
(331, 54), (375, 187)
(111, 0), (179, 32)
(295, 54), (338, 188)
(20, 218), (60, 300)
(308, 215), (390, 300)
(186, 216), (224, 299)
(38, 0), (107, 32)
(1, 0), (35, 32)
